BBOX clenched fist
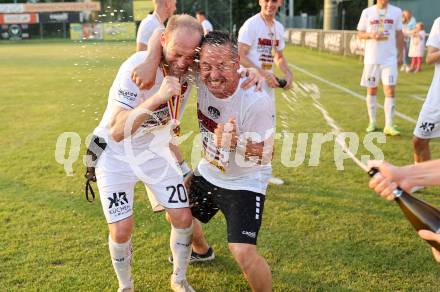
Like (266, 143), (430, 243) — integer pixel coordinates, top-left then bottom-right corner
(131, 61), (157, 90)
(214, 118), (238, 151)
(156, 76), (180, 104)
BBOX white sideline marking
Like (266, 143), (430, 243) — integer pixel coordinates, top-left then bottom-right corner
(288, 63), (417, 124)
(410, 95), (425, 101)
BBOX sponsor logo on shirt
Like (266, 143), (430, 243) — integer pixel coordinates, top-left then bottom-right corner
(257, 38), (279, 47)
(208, 106), (220, 119)
(141, 103), (171, 129)
(118, 89), (137, 102)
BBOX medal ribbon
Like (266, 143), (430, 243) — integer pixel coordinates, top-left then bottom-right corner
(160, 63), (182, 121)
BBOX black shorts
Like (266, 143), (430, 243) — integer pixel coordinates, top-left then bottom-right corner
(189, 174), (265, 245)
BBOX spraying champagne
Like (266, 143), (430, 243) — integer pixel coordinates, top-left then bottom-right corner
(309, 90), (440, 250)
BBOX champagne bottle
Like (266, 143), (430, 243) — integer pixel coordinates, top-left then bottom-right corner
(275, 77), (287, 88)
(369, 167), (440, 250)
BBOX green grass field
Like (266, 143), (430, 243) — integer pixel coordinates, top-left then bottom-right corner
(1, 40), (440, 291)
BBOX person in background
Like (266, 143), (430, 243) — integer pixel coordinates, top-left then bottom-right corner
(401, 10), (417, 72)
(357, 0), (404, 136)
(136, 0), (176, 51)
(195, 10), (213, 36)
(238, 0), (293, 185)
(408, 22), (426, 73)
(411, 17), (440, 189)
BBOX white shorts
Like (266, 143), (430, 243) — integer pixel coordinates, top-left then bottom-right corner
(360, 64), (398, 88)
(413, 105), (440, 139)
(96, 147), (187, 223)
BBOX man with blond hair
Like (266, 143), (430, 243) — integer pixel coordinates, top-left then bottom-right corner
(92, 15), (203, 292)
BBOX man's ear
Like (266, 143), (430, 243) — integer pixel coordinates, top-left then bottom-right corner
(160, 32), (166, 48)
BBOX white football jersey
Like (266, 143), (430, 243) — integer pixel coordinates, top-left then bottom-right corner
(357, 4), (403, 65)
(94, 51), (192, 155)
(196, 77), (275, 195)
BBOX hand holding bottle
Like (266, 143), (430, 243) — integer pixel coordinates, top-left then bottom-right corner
(367, 160), (414, 199)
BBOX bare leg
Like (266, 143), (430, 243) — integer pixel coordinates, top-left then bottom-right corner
(228, 243), (272, 292)
(413, 136), (431, 163)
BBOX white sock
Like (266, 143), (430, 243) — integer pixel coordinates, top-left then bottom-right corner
(384, 97), (395, 127)
(109, 235), (133, 289)
(170, 223), (193, 282)
(366, 95), (377, 124)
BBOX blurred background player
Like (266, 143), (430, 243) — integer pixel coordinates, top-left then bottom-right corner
(401, 10), (417, 72)
(368, 159), (440, 263)
(357, 0), (404, 136)
(412, 17), (440, 167)
(136, 0), (176, 51)
(238, 0), (293, 185)
(195, 10), (213, 36)
(408, 22), (426, 73)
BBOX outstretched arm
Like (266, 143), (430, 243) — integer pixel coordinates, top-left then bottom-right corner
(367, 159), (440, 200)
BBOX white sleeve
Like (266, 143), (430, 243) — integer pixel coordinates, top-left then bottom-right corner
(241, 96), (275, 143)
(202, 20), (213, 32)
(427, 18), (440, 49)
(238, 20), (254, 47)
(357, 10), (367, 32)
(395, 9), (403, 31)
(277, 24), (285, 51)
(113, 73), (142, 110)
(136, 18), (155, 45)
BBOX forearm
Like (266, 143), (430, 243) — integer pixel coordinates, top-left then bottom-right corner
(239, 53), (260, 71)
(145, 30), (163, 67)
(169, 142), (184, 164)
(399, 159), (440, 187)
(358, 31), (371, 40)
(396, 31), (404, 59)
(426, 49), (440, 65)
(110, 96), (162, 142)
(136, 42), (148, 52)
(275, 55), (292, 77)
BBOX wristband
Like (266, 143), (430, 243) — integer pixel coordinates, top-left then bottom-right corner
(179, 160), (192, 177)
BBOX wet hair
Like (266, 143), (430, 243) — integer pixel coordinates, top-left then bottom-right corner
(164, 14), (203, 37)
(201, 30), (238, 60)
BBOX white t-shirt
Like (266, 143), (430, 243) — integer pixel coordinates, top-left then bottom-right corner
(238, 13), (285, 72)
(201, 19), (213, 34)
(137, 13), (164, 46)
(424, 17), (440, 108)
(94, 51), (192, 155)
(408, 30), (426, 57)
(357, 4), (403, 65)
(196, 78), (275, 195)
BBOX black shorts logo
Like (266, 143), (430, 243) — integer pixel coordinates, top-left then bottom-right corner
(108, 192), (128, 209)
(420, 122), (435, 133)
(208, 106), (220, 119)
